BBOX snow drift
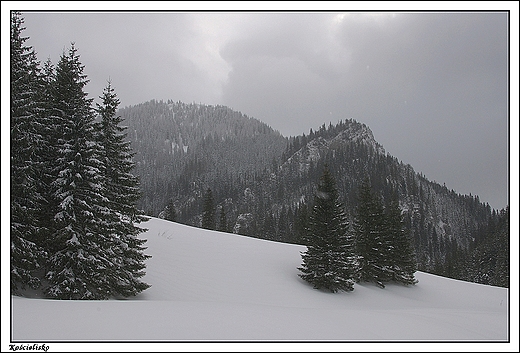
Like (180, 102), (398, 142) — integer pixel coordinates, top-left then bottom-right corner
(11, 217), (508, 342)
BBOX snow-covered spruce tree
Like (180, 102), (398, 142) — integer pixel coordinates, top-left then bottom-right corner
(96, 81), (151, 297)
(298, 165), (359, 292)
(10, 11), (47, 292)
(385, 196), (418, 285)
(353, 178), (392, 288)
(202, 188), (216, 230)
(44, 44), (116, 299)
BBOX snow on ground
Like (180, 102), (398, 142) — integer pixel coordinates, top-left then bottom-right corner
(10, 217), (511, 348)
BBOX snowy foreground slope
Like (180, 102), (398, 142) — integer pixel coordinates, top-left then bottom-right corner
(12, 217), (508, 342)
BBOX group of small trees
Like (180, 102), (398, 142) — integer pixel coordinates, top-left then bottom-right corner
(298, 166), (417, 292)
(11, 12), (150, 299)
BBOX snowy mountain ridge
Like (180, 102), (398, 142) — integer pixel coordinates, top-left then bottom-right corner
(331, 120), (385, 154)
(281, 120), (385, 173)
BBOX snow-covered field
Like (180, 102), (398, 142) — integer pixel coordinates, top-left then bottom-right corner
(10, 217), (513, 350)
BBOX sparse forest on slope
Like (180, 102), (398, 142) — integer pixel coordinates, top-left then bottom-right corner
(120, 101), (507, 287)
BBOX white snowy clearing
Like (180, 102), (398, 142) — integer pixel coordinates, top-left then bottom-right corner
(11, 217), (510, 346)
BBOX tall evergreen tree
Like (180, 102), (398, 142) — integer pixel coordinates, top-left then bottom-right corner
(385, 196), (418, 285)
(96, 81), (151, 297)
(298, 165), (359, 292)
(353, 178), (392, 287)
(202, 188), (216, 230)
(44, 44), (117, 299)
(10, 11), (47, 292)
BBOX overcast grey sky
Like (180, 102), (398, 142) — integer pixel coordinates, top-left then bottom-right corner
(8, 7), (514, 210)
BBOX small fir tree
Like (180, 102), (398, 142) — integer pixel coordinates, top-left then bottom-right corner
(298, 165), (359, 292)
(202, 188), (216, 230)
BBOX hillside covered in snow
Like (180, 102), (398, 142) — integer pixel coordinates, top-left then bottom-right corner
(12, 217), (509, 346)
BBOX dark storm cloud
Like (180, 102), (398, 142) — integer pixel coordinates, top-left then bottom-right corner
(219, 12), (509, 210)
(220, 13), (350, 132)
(12, 10), (510, 210)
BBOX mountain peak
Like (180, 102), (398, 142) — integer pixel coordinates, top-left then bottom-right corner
(282, 119), (385, 172)
(330, 120), (385, 155)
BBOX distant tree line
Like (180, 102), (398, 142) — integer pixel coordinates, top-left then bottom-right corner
(10, 12), (150, 299)
(429, 206), (509, 288)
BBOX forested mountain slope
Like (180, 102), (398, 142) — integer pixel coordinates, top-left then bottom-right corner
(119, 100), (287, 216)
